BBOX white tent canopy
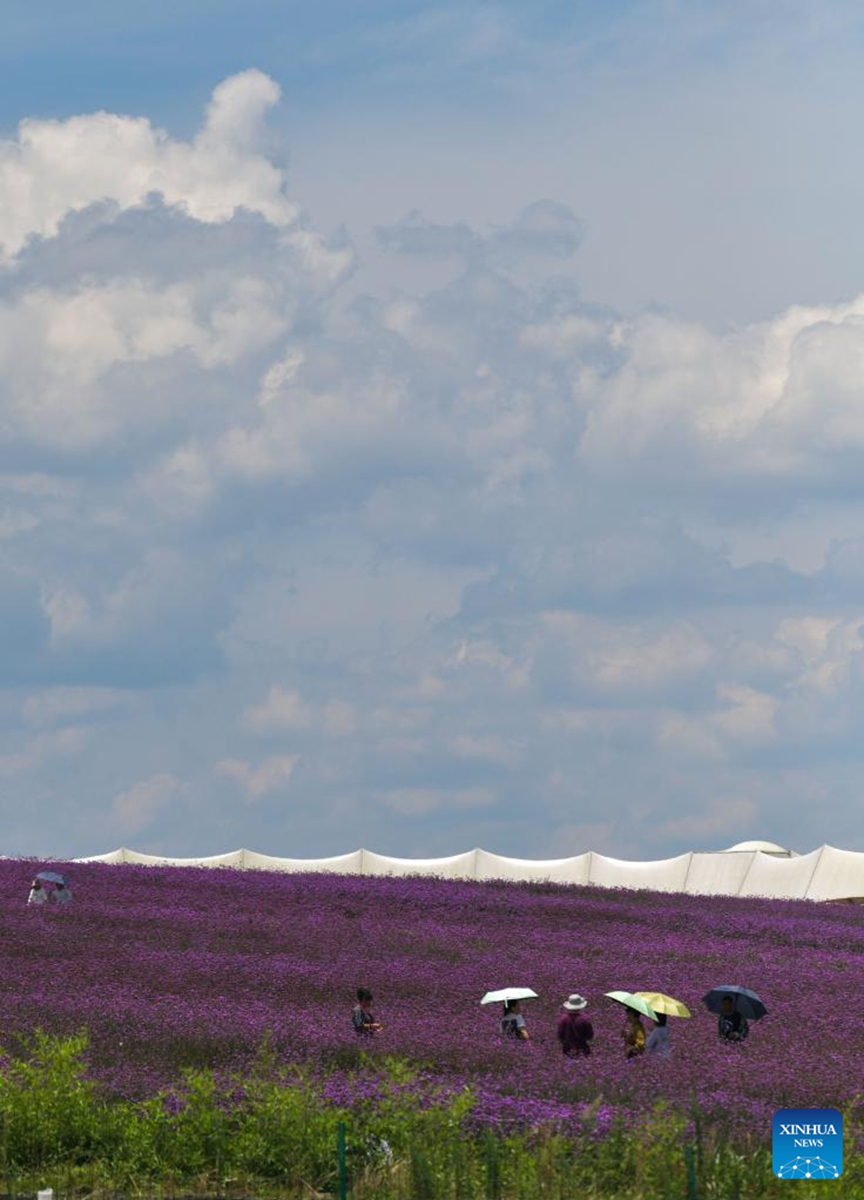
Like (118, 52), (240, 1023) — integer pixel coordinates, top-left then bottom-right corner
(67, 843), (864, 902)
(588, 852), (693, 893)
(474, 850), (591, 883)
(682, 851), (755, 896)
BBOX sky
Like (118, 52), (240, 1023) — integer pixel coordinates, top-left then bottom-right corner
(2, 0), (864, 860)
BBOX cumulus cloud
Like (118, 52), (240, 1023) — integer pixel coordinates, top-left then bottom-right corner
(111, 773), (188, 836)
(217, 755), (299, 801)
(0, 274), (291, 448)
(577, 297), (864, 485)
(0, 726), (89, 778)
(657, 685), (779, 760)
(244, 686), (314, 732)
(3, 70), (864, 858)
(0, 70), (294, 258)
(377, 199), (581, 268)
(243, 686), (357, 736)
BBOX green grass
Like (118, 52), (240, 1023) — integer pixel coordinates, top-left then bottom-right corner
(0, 1032), (860, 1199)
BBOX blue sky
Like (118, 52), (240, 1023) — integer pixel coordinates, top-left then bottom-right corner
(2, 1), (864, 859)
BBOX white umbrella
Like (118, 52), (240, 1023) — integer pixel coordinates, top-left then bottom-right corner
(480, 987), (539, 1005)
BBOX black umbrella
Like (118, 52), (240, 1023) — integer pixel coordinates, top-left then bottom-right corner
(702, 985), (767, 1020)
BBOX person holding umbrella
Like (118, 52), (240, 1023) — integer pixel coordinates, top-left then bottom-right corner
(623, 1007), (647, 1057)
(604, 992), (657, 1059)
(28, 871), (71, 905)
(634, 991), (691, 1059)
(718, 996), (748, 1042)
(480, 988), (537, 1042)
(702, 985), (766, 1043)
(501, 999), (531, 1041)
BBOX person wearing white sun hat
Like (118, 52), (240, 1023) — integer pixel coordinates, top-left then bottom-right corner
(557, 994), (594, 1057)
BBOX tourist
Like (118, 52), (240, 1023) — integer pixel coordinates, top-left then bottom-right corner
(557, 993), (594, 1057)
(352, 988), (382, 1036)
(717, 996), (749, 1042)
(27, 879), (47, 905)
(646, 1012), (672, 1057)
(622, 1008), (646, 1058)
(501, 999), (530, 1041)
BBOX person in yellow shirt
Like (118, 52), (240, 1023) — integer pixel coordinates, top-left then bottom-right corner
(622, 1008), (646, 1058)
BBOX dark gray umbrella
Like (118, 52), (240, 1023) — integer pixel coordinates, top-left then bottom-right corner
(702, 985), (767, 1020)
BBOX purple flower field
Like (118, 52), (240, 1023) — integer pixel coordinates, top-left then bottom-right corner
(1, 859), (862, 1150)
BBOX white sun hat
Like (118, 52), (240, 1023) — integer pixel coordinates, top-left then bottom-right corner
(562, 993), (588, 1010)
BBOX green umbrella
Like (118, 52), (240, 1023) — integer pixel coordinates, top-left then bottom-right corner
(604, 990), (659, 1020)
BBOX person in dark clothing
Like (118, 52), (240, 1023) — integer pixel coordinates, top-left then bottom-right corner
(557, 994), (594, 1057)
(352, 987), (382, 1036)
(718, 996), (749, 1042)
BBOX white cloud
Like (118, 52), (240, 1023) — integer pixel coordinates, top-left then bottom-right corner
(0, 509), (39, 538)
(541, 613), (714, 697)
(244, 686), (357, 736)
(0, 70), (294, 258)
(258, 348), (305, 407)
(578, 297), (864, 482)
(0, 275), (291, 447)
(0, 726), (89, 778)
(520, 313), (605, 356)
(111, 773), (188, 836)
(658, 685), (778, 760)
(380, 786), (495, 816)
(244, 686), (313, 732)
(4, 65), (864, 859)
(217, 755), (298, 800)
(775, 615), (864, 667)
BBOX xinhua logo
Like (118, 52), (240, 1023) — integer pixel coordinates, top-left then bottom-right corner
(773, 1108), (843, 1179)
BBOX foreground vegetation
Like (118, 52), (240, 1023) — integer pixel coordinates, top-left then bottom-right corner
(0, 1031), (859, 1199)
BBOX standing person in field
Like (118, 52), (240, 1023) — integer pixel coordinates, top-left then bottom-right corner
(27, 879), (47, 905)
(557, 994), (594, 1057)
(501, 999), (530, 1041)
(646, 1012), (672, 1058)
(622, 1007), (646, 1058)
(352, 988), (382, 1036)
(717, 996), (749, 1043)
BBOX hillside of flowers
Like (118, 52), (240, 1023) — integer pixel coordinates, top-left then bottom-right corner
(1, 858), (862, 1150)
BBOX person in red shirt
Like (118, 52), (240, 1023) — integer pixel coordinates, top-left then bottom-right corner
(557, 994), (594, 1057)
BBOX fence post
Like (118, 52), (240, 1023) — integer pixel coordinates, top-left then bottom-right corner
(684, 1145), (697, 1200)
(337, 1121), (347, 1200)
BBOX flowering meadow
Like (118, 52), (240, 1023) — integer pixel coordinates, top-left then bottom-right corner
(0, 858), (862, 1197)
